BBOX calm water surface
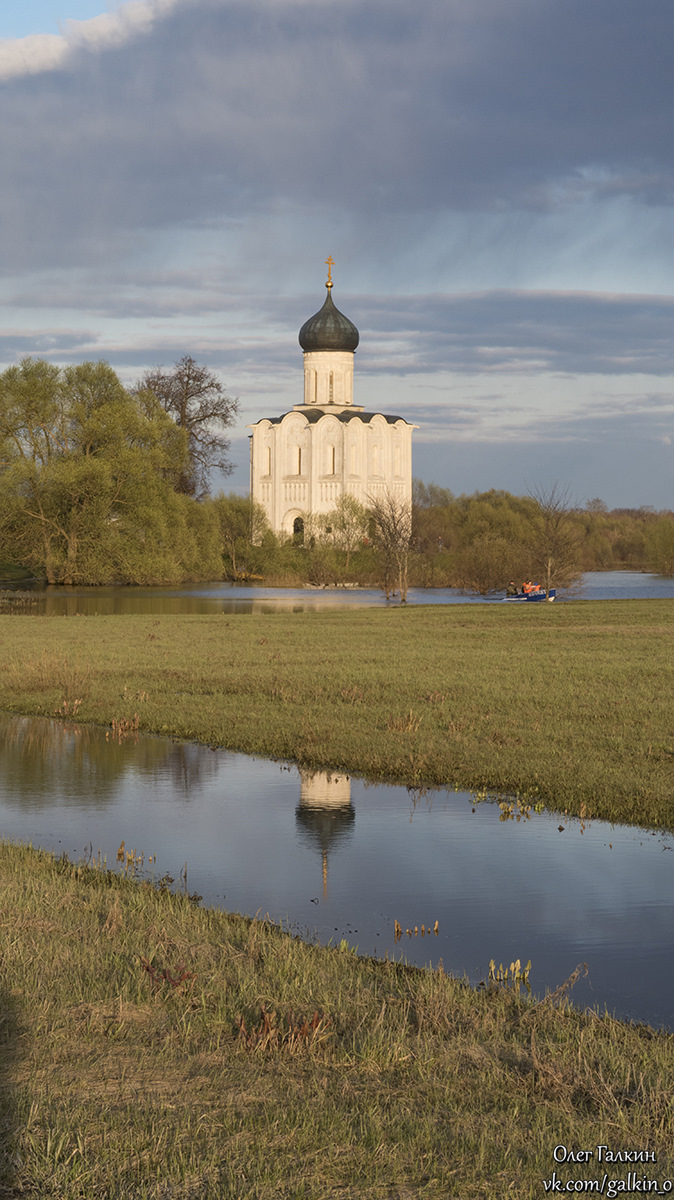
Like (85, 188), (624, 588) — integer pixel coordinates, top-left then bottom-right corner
(6, 570), (674, 614)
(1, 713), (672, 1030)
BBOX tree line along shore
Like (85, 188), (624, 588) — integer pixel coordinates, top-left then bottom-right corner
(2, 478), (673, 592)
(1, 356), (673, 590)
(211, 484), (674, 597)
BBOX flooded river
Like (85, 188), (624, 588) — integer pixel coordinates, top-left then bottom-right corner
(4, 570), (674, 615)
(1, 713), (672, 1030)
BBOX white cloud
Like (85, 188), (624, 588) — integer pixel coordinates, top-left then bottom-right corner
(0, 32), (69, 77)
(0, 0), (181, 79)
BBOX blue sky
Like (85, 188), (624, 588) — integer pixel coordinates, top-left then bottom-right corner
(0, 1), (111, 38)
(1, 0), (673, 507)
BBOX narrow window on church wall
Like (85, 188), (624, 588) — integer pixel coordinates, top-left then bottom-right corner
(329, 372), (334, 403)
(266, 445), (272, 475)
(297, 446), (302, 475)
(313, 372), (317, 404)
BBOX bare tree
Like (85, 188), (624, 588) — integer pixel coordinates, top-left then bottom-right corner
(527, 483), (584, 596)
(367, 489), (413, 602)
(136, 356), (238, 496)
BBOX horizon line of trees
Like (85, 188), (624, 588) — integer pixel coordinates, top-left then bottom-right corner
(215, 483), (674, 595)
(1, 355), (672, 589)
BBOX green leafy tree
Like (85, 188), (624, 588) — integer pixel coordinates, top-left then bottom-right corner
(321, 494), (369, 571)
(412, 479), (458, 553)
(409, 481), (673, 583)
(453, 532), (529, 595)
(136, 356), (239, 496)
(0, 358), (222, 584)
(645, 516), (674, 576)
(212, 493), (269, 578)
(305, 539), (341, 586)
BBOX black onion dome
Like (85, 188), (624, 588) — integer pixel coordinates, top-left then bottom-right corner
(299, 287), (359, 352)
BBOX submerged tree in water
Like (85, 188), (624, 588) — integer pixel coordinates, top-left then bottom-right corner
(367, 489), (413, 601)
(526, 484), (584, 596)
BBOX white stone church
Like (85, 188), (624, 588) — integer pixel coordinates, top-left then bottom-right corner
(248, 264), (415, 537)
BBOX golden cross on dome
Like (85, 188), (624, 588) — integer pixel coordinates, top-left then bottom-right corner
(325, 255), (334, 288)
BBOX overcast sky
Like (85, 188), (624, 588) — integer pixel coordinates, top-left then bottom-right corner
(1, 0), (673, 507)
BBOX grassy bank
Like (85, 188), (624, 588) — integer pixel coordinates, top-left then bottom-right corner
(0, 600), (673, 830)
(1, 841), (672, 1199)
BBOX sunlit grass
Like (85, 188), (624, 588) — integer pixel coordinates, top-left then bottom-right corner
(0, 599), (673, 829)
(1, 841), (672, 1198)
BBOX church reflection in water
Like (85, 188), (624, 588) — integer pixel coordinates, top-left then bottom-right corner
(295, 769), (354, 897)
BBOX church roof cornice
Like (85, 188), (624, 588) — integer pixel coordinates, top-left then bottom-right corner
(252, 409), (414, 427)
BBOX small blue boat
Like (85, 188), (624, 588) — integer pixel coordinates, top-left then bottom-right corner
(505, 588), (555, 602)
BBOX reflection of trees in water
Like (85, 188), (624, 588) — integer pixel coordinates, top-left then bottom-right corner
(7, 585), (342, 616)
(39, 592), (225, 617)
(0, 714), (222, 811)
(21, 589), (260, 616)
(162, 741), (223, 798)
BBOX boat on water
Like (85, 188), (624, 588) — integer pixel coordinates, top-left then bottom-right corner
(505, 588), (555, 602)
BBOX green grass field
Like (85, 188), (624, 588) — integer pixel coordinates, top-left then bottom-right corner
(1, 842), (672, 1199)
(0, 599), (673, 829)
(1, 601), (674, 1195)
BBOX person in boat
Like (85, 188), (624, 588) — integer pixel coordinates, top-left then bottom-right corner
(506, 581), (519, 597)
(522, 580), (541, 594)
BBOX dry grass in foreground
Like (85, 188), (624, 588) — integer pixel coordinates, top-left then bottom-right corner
(0, 842), (672, 1199)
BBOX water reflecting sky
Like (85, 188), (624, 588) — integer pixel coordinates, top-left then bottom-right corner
(1, 713), (672, 1030)
(5, 570), (674, 615)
